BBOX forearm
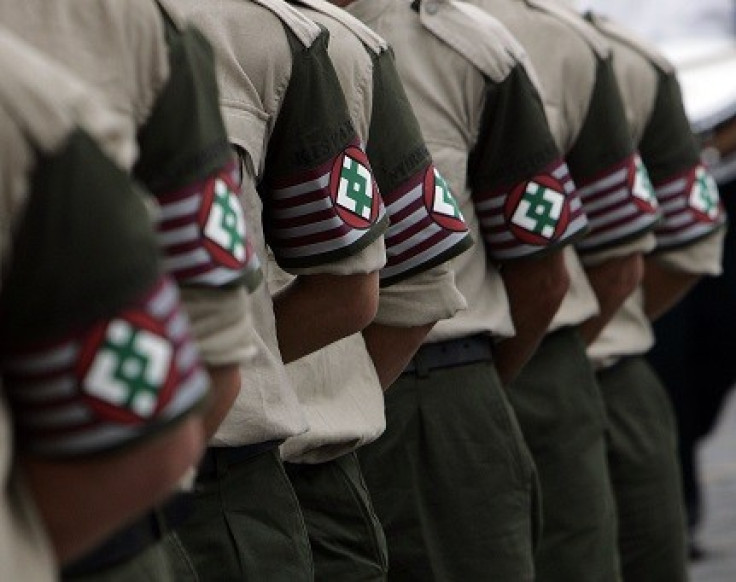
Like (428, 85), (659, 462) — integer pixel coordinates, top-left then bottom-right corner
(498, 251), (569, 386)
(362, 322), (434, 389)
(21, 417), (205, 564)
(273, 271), (379, 363)
(578, 253), (644, 345)
(643, 258), (700, 321)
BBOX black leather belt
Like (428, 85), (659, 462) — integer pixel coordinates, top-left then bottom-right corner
(196, 439), (283, 479)
(402, 333), (494, 376)
(61, 492), (192, 578)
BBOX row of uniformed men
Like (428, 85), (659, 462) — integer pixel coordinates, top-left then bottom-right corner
(0, 1), (723, 581)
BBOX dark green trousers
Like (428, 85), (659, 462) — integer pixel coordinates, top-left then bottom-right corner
(285, 452), (388, 581)
(509, 328), (620, 582)
(63, 542), (173, 582)
(165, 448), (313, 582)
(598, 356), (688, 582)
(358, 358), (538, 582)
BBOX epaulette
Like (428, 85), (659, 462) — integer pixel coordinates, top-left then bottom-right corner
(525, 0), (610, 60)
(291, 0), (388, 55)
(418, 0), (523, 83)
(584, 11), (675, 75)
(250, 0), (323, 48)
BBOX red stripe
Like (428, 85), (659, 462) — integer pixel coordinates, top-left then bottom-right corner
(273, 224), (356, 248)
(159, 213), (198, 231)
(270, 186), (330, 210)
(381, 167), (425, 206)
(585, 198), (638, 220)
(387, 231), (447, 266)
(389, 197), (425, 225)
(271, 208), (335, 229)
(269, 157), (336, 190)
(385, 216), (434, 247)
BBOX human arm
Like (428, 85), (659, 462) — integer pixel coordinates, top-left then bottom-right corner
(578, 252), (644, 344)
(495, 249), (570, 385)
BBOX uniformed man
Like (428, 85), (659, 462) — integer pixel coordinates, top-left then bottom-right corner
(584, 12), (727, 581)
(266, 1), (473, 578)
(0, 0), (264, 578)
(162, 1), (393, 580)
(345, 1), (591, 579)
(461, 1), (663, 580)
(0, 28), (211, 579)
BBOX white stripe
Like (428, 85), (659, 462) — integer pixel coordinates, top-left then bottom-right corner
(166, 311), (191, 342)
(577, 168), (628, 196)
(581, 187), (629, 214)
(656, 224), (718, 247)
(159, 224), (200, 247)
(570, 197), (583, 212)
(163, 248), (210, 272)
(660, 198), (688, 214)
(385, 207), (430, 239)
(386, 184), (423, 216)
(158, 195), (201, 222)
(579, 216), (657, 249)
(552, 165), (570, 180)
(276, 215), (345, 239)
(660, 212), (694, 229)
(7, 377), (76, 403)
(271, 198), (332, 220)
(380, 233), (467, 279)
(276, 229), (369, 259)
(656, 179), (688, 197)
(148, 282), (179, 319)
(5, 343), (78, 375)
(272, 173), (330, 199)
(24, 403), (94, 429)
(587, 205), (637, 228)
(176, 342), (201, 373)
(183, 267), (243, 286)
(386, 223), (443, 256)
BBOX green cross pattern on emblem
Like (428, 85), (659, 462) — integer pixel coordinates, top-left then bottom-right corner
(433, 169), (462, 219)
(690, 168), (719, 219)
(205, 179), (247, 261)
(512, 182), (564, 239)
(83, 320), (173, 418)
(337, 156), (373, 219)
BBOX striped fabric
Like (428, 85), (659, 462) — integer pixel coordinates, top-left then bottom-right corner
(3, 277), (208, 457)
(475, 159), (588, 261)
(654, 164), (726, 249)
(156, 157), (261, 290)
(380, 164), (472, 286)
(268, 143), (387, 267)
(575, 153), (661, 253)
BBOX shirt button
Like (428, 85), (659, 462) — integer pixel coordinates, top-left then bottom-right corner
(425, 1), (439, 15)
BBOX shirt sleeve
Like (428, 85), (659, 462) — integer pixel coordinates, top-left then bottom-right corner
(366, 47), (472, 287)
(0, 130), (208, 458)
(260, 29), (388, 271)
(469, 63), (588, 262)
(133, 14), (262, 291)
(639, 70), (727, 251)
(566, 56), (661, 255)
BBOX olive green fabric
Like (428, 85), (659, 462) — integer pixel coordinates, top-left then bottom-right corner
(285, 453), (388, 582)
(366, 48), (431, 196)
(469, 64), (561, 192)
(597, 356), (688, 582)
(165, 448), (313, 582)
(63, 541), (174, 582)
(638, 71), (701, 186)
(133, 18), (232, 194)
(0, 129), (159, 342)
(358, 360), (538, 582)
(565, 57), (634, 185)
(508, 328), (620, 582)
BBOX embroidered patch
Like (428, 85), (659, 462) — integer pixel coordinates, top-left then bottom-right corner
(158, 159), (260, 288)
(688, 166), (721, 221)
(329, 145), (381, 229)
(424, 167), (467, 232)
(505, 175), (571, 245)
(78, 313), (176, 424)
(630, 155), (659, 213)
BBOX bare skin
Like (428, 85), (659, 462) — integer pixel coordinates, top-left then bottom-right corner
(21, 417), (205, 564)
(496, 249), (570, 386)
(362, 322), (435, 390)
(578, 253), (644, 345)
(273, 271), (380, 364)
(642, 257), (699, 322)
